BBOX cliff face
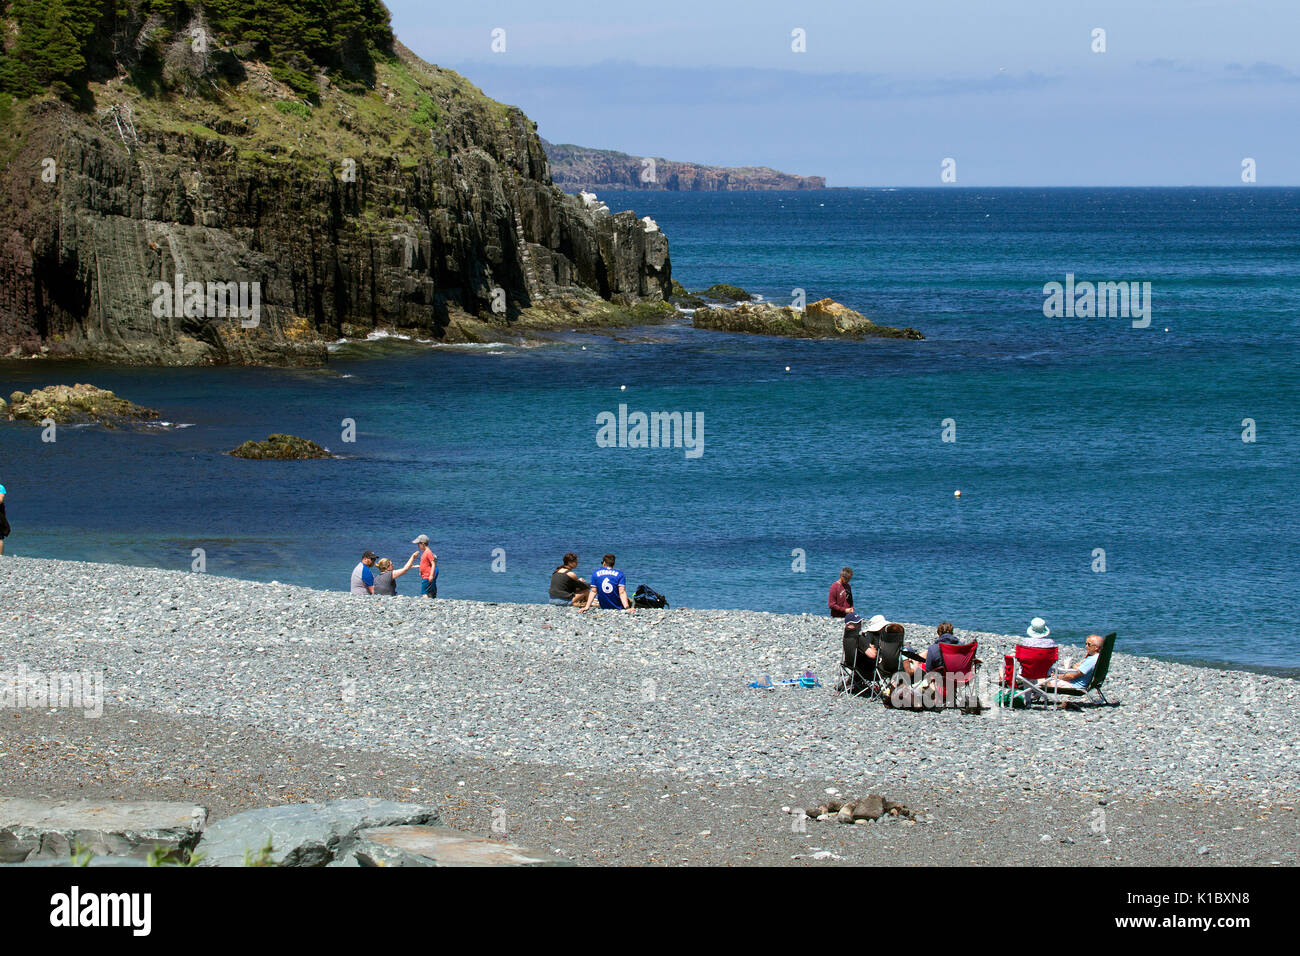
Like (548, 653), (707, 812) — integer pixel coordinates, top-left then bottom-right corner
(0, 40), (670, 366)
(543, 140), (826, 192)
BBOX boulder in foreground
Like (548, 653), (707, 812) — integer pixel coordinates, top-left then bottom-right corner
(195, 799), (439, 866)
(0, 798), (207, 863)
(229, 434), (335, 460)
(352, 825), (572, 867)
(694, 299), (923, 339)
(5, 384), (160, 426)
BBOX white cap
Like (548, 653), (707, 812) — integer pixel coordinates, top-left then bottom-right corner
(865, 614), (890, 633)
(412, 534), (429, 544)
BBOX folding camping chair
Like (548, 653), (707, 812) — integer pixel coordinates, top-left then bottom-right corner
(867, 625), (907, 703)
(836, 617), (871, 698)
(999, 644), (1060, 708)
(936, 640), (982, 712)
(1048, 633), (1119, 707)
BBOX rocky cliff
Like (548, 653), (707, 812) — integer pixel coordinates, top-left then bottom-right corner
(0, 10), (670, 366)
(543, 140), (826, 192)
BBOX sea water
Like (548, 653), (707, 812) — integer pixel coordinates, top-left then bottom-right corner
(2, 188), (1297, 672)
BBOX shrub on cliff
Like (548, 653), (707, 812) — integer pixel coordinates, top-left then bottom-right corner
(0, 0), (396, 104)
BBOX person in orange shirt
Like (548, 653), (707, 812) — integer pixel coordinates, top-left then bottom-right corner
(412, 533), (438, 598)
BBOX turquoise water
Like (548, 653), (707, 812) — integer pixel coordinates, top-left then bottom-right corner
(2, 188), (1297, 672)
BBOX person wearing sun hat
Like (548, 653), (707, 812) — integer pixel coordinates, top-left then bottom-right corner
(1024, 616), (1057, 648)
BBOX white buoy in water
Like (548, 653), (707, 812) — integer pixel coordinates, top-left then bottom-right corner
(785, 366), (791, 372)
(954, 489), (962, 498)
(620, 384), (626, 390)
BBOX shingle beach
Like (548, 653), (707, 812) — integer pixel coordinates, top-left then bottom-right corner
(3, 556), (1296, 866)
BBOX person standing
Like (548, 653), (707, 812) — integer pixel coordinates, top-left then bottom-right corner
(0, 483), (8, 555)
(350, 550), (377, 594)
(412, 534), (438, 598)
(828, 567), (855, 618)
(581, 554), (634, 613)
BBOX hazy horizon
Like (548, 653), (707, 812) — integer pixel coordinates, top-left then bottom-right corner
(387, 0), (1300, 187)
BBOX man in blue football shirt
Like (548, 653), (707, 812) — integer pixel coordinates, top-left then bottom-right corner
(580, 554), (635, 613)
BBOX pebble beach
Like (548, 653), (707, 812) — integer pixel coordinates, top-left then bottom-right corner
(3, 556), (1297, 866)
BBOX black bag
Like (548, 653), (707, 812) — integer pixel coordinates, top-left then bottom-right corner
(633, 584), (668, 609)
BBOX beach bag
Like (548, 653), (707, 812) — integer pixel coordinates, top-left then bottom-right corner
(633, 584), (668, 609)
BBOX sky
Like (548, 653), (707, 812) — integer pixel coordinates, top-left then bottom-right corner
(385, 1), (1300, 186)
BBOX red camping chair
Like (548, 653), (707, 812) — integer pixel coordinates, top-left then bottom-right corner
(1000, 645), (1059, 707)
(937, 641), (981, 711)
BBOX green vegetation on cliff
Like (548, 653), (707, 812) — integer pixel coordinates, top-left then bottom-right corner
(0, 3), (672, 365)
(0, 0), (395, 103)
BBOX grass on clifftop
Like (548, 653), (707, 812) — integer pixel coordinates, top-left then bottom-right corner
(85, 48), (522, 177)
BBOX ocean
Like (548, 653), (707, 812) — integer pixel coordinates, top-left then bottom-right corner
(2, 188), (1297, 673)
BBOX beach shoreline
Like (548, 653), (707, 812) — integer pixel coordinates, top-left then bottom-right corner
(2, 555), (1296, 865)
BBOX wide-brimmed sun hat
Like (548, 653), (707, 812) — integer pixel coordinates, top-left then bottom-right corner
(865, 614), (890, 633)
(1026, 617), (1051, 640)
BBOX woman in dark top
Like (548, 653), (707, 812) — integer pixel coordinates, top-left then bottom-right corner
(548, 552), (590, 607)
(372, 553), (417, 595)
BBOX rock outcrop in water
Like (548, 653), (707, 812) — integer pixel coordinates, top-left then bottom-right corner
(544, 139), (827, 191)
(694, 299), (924, 340)
(5, 384), (159, 426)
(229, 434), (335, 460)
(0, 6), (670, 366)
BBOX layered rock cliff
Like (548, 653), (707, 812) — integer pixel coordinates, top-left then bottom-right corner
(543, 139), (826, 192)
(0, 11), (670, 366)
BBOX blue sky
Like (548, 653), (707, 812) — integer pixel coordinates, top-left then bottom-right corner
(385, 1), (1300, 186)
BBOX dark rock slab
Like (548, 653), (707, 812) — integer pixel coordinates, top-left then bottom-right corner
(195, 799), (438, 867)
(350, 825), (571, 867)
(0, 799), (207, 863)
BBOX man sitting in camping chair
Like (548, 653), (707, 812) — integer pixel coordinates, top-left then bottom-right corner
(1038, 634), (1103, 693)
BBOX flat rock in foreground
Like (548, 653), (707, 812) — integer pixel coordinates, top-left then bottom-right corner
(694, 298), (923, 339)
(196, 798), (438, 866)
(351, 825), (571, 867)
(0, 798), (207, 863)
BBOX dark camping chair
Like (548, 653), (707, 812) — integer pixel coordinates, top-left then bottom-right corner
(836, 617), (871, 697)
(1049, 633), (1119, 707)
(868, 624), (907, 701)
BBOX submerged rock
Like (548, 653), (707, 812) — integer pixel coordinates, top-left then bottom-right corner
(228, 433), (335, 460)
(694, 298), (923, 339)
(5, 384), (160, 426)
(699, 283), (754, 303)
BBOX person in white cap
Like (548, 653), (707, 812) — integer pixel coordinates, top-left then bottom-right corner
(412, 534), (437, 598)
(1023, 617), (1057, 648)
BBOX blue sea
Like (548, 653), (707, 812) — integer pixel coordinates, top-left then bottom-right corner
(2, 188), (1298, 673)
